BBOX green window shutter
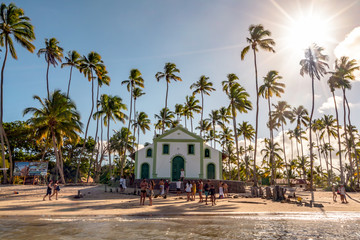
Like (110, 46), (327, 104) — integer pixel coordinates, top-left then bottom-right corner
(146, 148), (152, 157)
(163, 144), (169, 154)
(188, 144), (194, 155)
(205, 149), (210, 158)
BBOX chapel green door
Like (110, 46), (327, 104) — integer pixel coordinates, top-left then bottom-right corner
(141, 163), (150, 179)
(172, 156), (184, 181)
(207, 163), (215, 179)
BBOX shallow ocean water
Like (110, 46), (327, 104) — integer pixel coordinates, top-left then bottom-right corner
(1, 213), (360, 240)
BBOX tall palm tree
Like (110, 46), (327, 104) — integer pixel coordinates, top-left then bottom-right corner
(37, 38), (64, 98)
(291, 105), (309, 162)
(320, 115), (337, 183)
(300, 43), (329, 204)
(110, 127), (135, 171)
(224, 83), (252, 180)
(272, 101), (293, 185)
(155, 63), (182, 133)
(0, 3), (35, 182)
(184, 95), (201, 132)
(196, 119), (211, 139)
(133, 87), (145, 119)
(312, 118), (328, 185)
(190, 75), (215, 136)
(75, 51), (104, 183)
(174, 104), (184, 122)
(218, 106), (231, 127)
(133, 112), (151, 153)
(237, 121), (255, 180)
(94, 94), (127, 176)
(61, 50), (81, 98)
(207, 110), (220, 148)
(241, 24), (276, 186)
(24, 90), (82, 183)
(154, 108), (175, 132)
(259, 70), (285, 184)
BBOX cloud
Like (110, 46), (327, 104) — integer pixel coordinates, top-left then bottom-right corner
(318, 96), (342, 113)
(334, 27), (360, 80)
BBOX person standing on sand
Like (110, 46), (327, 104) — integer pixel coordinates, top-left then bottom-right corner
(180, 168), (185, 181)
(210, 184), (216, 206)
(140, 179), (148, 205)
(204, 180), (210, 205)
(176, 179), (182, 196)
(165, 180), (170, 196)
(223, 182), (228, 198)
(219, 181), (224, 199)
(148, 180), (155, 206)
(50, 180), (60, 200)
(185, 180), (192, 201)
(119, 176), (126, 192)
(43, 180), (53, 201)
(198, 179), (204, 203)
(191, 180), (196, 201)
(332, 184), (337, 202)
(339, 184), (348, 204)
(159, 179), (165, 196)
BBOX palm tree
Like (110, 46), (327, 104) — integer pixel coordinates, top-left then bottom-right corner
(133, 87), (145, 119)
(37, 38), (64, 98)
(300, 43), (329, 204)
(320, 115), (337, 184)
(241, 24), (276, 186)
(133, 112), (151, 153)
(291, 105), (309, 162)
(190, 75), (215, 136)
(196, 119), (211, 139)
(312, 118), (328, 185)
(259, 70), (285, 184)
(24, 90), (82, 183)
(207, 110), (220, 148)
(75, 51), (104, 183)
(237, 121), (255, 180)
(110, 127), (135, 172)
(272, 101), (293, 185)
(61, 50), (81, 98)
(184, 95), (201, 132)
(93, 94), (127, 176)
(218, 106), (231, 127)
(174, 104), (184, 122)
(0, 3), (35, 182)
(155, 63), (182, 133)
(224, 83), (252, 180)
(154, 108), (175, 132)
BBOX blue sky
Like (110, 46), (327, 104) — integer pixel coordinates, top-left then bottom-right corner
(2, 0), (360, 149)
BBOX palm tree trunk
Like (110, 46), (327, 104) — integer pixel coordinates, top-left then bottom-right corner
(162, 81), (169, 134)
(46, 61), (50, 99)
(200, 91), (204, 137)
(231, 105), (240, 181)
(66, 66), (73, 98)
(244, 135), (249, 181)
(309, 76), (315, 205)
(76, 71), (94, 183)
(124, 83), (133, 177)
(51, 128), (65, 184)
(213, 121), (216, 148)
(342, 89), (351, 184)
(327, 128), (334, 185)
(107, 116), (112, 176)
(0, 37), (9, 183)
(1, 127), (13, 182)
(332, 91), (344, 183)
(267, 96), (275, 185)
(190, 117), (193, 132)
(252, 48), (259, 187)
(281, 123), (290, 186)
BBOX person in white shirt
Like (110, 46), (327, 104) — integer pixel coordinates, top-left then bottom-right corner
(185, 180), (192, 201)
(180, 169), (185, 181)
(119, 176), (126, 192)
(176, 179), (182, 196)
(339, 184), (348, 203)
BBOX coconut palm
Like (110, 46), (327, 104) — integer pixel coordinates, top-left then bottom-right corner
(133, 112), (151, 152)
(259, 70), (285, 184)
(237, 121), (255, 180)
(190, 75), (215, 136)
(291, 105), (309, 162)
(184, 95), (201, 132)
(241, 24), (276, 186)
(196, 119), (211, 138)
(224, 83), (252, 180)
(37, 38), (64, 98)
(110, 127), (135, 172)
(311, 118), (328, 185)
(207, 110), (220, 148)
(93, 94), (127, 176)
(24, 90), (82, 183)
(174, 104), (184, 122)
(320, 115), (337, 184)
(61, 50), (81, 98)
(154, 108), (175, 131)
(155, 63), (182, 133)
(0, 3), (35, 182)
(300, 43), (329, 204)
(218, 106), (231, 127)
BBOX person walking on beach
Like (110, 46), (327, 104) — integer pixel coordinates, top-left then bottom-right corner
(204, 180), (210, 205)
(198, 179), (204, 203)
(185, 180), (192, 201)
(165, 180), (170, 196)
(140, 179), (148, 205)
(191, 180), (197, 201)
(43, 180), (53, 201)
(119, 176), (126, 192)
(339, 184), (348, 204)
(50, 180), (60, 200)
(159, 179), (165, 196)
(219, 181), (224, 199)
(180, 168), (185, 181)
(176, 179), (182, 196)
(223, 182), (228, 198)
(148, 180), (155, 206)
(210, 184), (216, 206)
(332, 184), (337, 202)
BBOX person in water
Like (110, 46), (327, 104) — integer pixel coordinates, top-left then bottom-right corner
(43, 180), (53, 201)
(50, 180), (60, 200)
(140, 179), (148, 205)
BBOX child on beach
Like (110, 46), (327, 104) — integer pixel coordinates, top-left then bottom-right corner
(176, 179), (182, 196)
(191, 181), (196, 201)
(50, 180), (60, 200)
(210, 185), (216, 206)
(140, 179), (148, 205)
(43, 180), (53, 201)
(185, 180), (192, 201)
(204, 180), (210, 205)
(198, 179), (203, 203)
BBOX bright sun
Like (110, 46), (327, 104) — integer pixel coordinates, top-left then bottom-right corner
(286, 13), (331, 49)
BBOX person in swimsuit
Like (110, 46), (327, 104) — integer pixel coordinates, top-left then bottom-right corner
(191, 181), (197, 201)
(159, 179), (165, 196)
(219, 182), (224, 199)
(148, 180), (155, 206)
(50, 180), (60, 200)
(165, 180), (170, 196)
(140, 179), (148, 205)
(43, 180), (53, 201)
(198, 179), (204, 203)
(223, 182), (228, 198)
(185, 180), (192, 201)
(210, 184), (216, 206)
(204, 180), (210, 205)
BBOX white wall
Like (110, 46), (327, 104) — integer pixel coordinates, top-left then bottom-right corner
(161, 129), (197, 140)
(203, 145), (221, 179)
(136, 144), (153, 179)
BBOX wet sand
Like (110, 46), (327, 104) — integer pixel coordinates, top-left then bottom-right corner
(1, 185), (360, 216)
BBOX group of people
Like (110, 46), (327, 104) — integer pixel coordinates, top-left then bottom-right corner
(332, 184), (349, 204)
(139, 178), (228, 207)
(43, 180), (60, 201)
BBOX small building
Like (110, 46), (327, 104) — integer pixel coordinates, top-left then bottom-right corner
(134, 125), (223, 181)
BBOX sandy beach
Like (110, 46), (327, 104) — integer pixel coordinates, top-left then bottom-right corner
(1, 184), (360, 217)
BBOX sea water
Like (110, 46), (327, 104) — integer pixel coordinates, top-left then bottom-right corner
(1, 213), (360, 239)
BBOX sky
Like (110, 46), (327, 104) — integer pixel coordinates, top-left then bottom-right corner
(2, 0), (360, 165)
